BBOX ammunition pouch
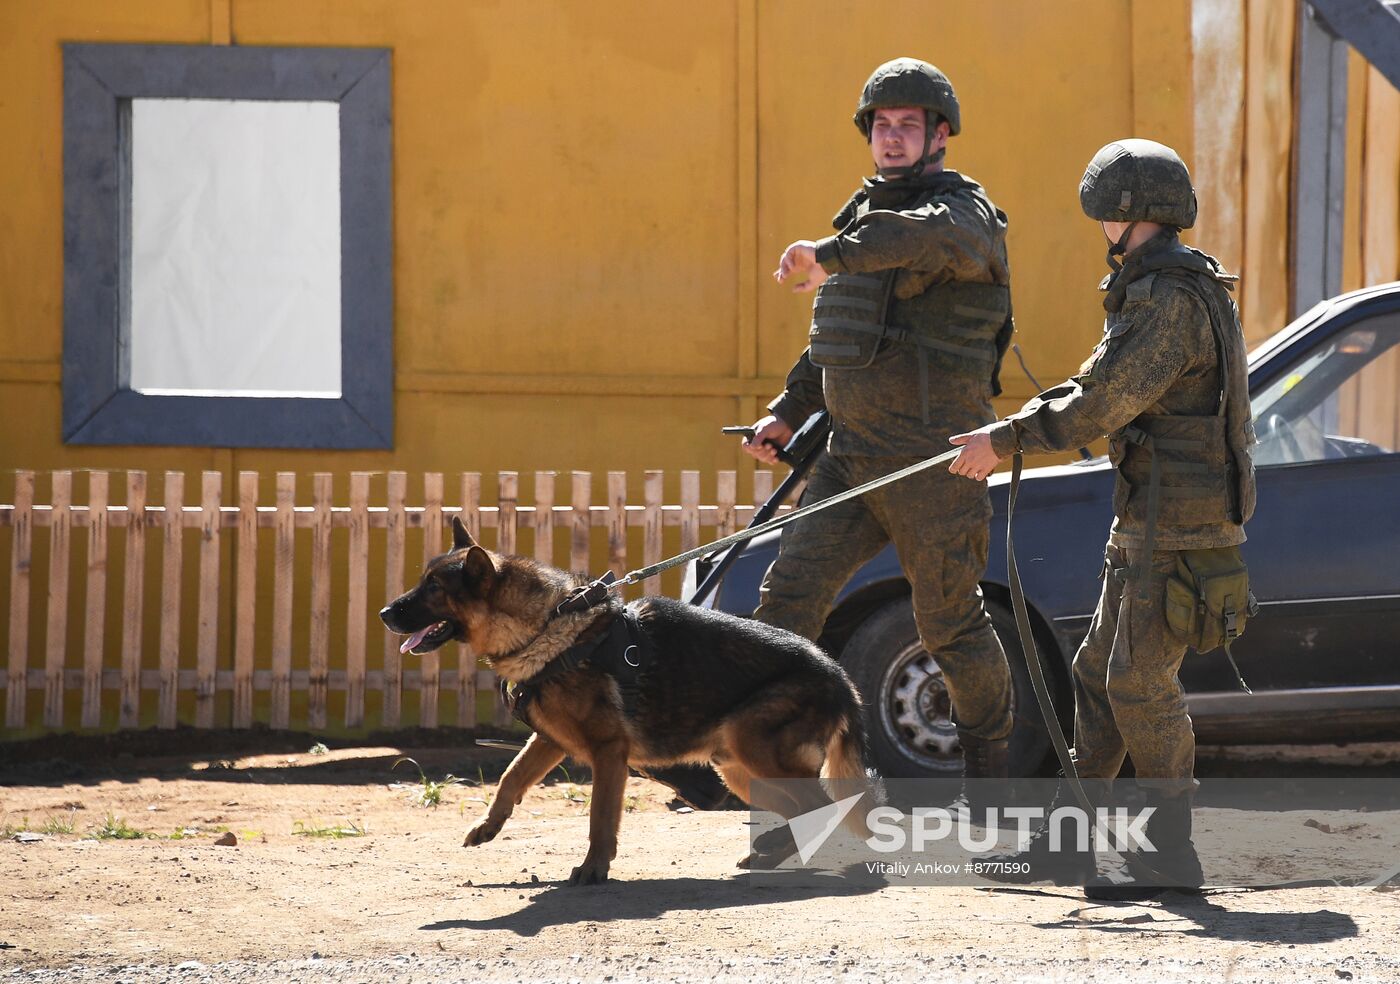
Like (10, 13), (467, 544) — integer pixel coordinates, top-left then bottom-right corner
(808, 272), (896, 369)
(808, 275), (1010, 375)
(1111, 415), (1235, 527)
(808, 274), (1010, 425)
(1164, 546), (1258, 654)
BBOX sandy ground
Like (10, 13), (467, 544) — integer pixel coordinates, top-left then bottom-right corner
(3, 739), (1400, 983)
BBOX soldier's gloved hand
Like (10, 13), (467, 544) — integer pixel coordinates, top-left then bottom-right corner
(741, 415), (794, 466)
(948, 427), (1005, 482)
(774, 240), (829, 293)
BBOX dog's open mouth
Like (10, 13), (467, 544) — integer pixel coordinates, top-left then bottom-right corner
(398, 620), (456, 655)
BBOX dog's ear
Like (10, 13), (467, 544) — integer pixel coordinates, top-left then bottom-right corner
(461, 544), (496, 586)
(451, 515), (477, 551)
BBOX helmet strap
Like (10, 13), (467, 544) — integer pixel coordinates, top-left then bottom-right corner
(1104, 221), (1139, 274)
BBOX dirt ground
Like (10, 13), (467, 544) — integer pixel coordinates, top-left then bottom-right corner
(3, 737), (1400, 983)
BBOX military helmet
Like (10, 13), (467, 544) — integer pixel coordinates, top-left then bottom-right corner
(1079, 139), (1197, 229)
(853, 58), (961, 138)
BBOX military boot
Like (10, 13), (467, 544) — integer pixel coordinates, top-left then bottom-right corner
(950, 730), (1009, 823)
(975, 780), (1098, 886)
(1084, 789), (1204, 901)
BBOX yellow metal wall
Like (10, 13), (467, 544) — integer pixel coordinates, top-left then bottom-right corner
(0, 0), (1200, 486)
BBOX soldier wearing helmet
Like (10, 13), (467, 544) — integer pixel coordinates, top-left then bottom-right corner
(738, 58), (1017, 794)
(948, 139), (1256, 899)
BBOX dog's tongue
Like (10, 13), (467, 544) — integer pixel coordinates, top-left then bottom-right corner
(399, 626), (433, 654)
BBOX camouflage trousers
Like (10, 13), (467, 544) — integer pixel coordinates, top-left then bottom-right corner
(1070, 542), (1196, 790)
(752, 453), (1013, 741)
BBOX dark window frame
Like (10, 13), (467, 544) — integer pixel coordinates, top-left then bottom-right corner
(62, 43), (394, 449)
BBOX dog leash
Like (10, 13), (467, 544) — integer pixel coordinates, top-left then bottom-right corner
(557, 446), (964, 613)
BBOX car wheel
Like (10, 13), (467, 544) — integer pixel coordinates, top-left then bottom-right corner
(839, 595), (1058, 779)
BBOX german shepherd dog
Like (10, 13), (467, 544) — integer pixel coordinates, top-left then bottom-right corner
(380, 517), (878, 885)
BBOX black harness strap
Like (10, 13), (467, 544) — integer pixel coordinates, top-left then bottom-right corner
(501, 605), (652, 728)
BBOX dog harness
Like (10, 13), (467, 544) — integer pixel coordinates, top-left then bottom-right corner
(500, 604), (652, 729)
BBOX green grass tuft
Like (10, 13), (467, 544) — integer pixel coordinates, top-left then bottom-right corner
(392, 756), (466, 808)
(92, 813), (152, 840)
(38, 813), (77, 835)
(292, 819), (367, 839)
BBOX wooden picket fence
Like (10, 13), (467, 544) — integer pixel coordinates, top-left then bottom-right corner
(0, 468), (789, 735)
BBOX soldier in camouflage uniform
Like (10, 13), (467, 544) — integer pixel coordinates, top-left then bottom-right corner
(742, 58), (1016, 779)
(948, 139), (1256, 897)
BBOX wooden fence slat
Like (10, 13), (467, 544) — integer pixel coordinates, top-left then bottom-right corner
(119, 472), (146, 728)
(570, 471), (591, 573)
(308, 473), (333, 731)
(41, 471), (72, 728)
(233, 473), (257, 728)
(382, 471), (406, 727)
(457, 472), (481, 728)
(533, 471), (554, 564)
(195, 471), (221, 728)
(753, 469), (774, 510)
(716, 471), (737, 538)
(461, 473), (481, 539)
(497, 472), (518, 555)
(157, 472), (184, 729)
(419, 472), (443, 729)
(271, 472), (295, 730)
(345, 472), (369, 729)
(642, 470), (663, 596)
(680, 470), (700, 556)
(6, 471), (34, 729)
(607, 472), (627, 578)
(81, 471), (109, 729)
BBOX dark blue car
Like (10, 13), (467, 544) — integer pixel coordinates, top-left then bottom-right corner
(687, 283), (1400, 778)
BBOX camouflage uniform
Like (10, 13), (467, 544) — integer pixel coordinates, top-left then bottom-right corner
(986, 229), (1255, 787)
(755, 166), (1015, 744)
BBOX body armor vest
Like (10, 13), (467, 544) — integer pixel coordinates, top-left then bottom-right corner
(807, 273), (1009, 376)
(1106, 244), (1256, 565)
(807, 172), (1012, 423)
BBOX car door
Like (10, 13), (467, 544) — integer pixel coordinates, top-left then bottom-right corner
(1180, 307), (1400, 698)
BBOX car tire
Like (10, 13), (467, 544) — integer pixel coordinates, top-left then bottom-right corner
(839, 595), (1059, 779)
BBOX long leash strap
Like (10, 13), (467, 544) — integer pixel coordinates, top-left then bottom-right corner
(562, 446), (963, 612)
(1008, 453), (1147, 864)
(1006, 454), (1091, 812)
(623, 447), (959, 585)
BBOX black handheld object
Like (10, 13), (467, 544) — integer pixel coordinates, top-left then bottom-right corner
(690, 412), (831, 606)
(722, 424), (795, 465)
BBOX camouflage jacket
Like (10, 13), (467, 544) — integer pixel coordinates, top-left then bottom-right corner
(987, 232), (1251, 550)
(768, 169), (1013, 458)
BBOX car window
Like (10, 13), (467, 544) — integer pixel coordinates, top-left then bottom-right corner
(1251, 312), (1400, 466)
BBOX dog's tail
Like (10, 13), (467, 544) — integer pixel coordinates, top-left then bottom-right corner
(821, 689), (885, 837)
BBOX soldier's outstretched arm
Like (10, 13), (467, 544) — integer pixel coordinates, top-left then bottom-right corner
(984, 286), (1202, 458)
(814, 195), (1004, 282)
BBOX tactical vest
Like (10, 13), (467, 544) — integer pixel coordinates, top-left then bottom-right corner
(807, 267), (1010, 424)
(1106, 244), (1256, 570)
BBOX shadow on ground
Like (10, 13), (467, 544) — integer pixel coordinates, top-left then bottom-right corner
(1031, 889), (1360, 945)
(420, 868), (888, 937)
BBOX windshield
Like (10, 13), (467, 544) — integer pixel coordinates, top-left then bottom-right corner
(1250, 313), (1400, 466)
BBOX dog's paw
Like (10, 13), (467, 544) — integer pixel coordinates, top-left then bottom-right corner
(463, 817), (502, 847)
(737, 826), (798, 869)
(567, 858), (610, 886)
(737, 850), (788, 870)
